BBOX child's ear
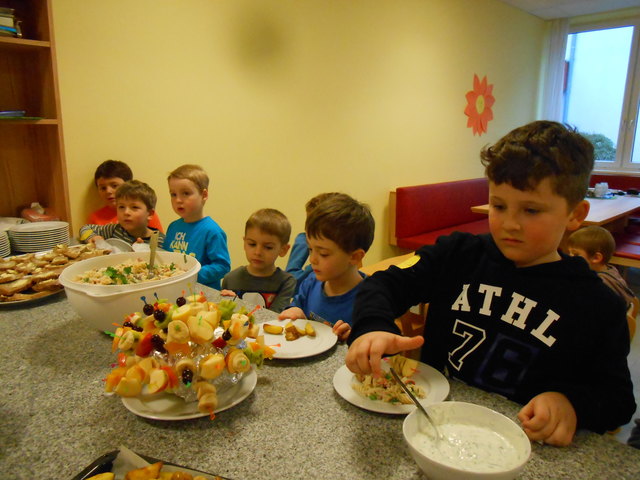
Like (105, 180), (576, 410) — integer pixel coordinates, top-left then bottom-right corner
(279, 243), (291, 257)
(566, 200), (590, 232)
(148, 208), (155, 220)
(591, 251), (605, 266)
(202, 189), (209, 202)
(349, 249), (365, 266)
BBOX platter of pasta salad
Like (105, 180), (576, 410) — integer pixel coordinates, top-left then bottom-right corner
(332, 355), (449, 414)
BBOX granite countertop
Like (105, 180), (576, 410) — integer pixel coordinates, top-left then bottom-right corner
(1, 289), (639, 480)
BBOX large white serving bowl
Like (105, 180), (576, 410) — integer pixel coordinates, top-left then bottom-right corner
(59, 251), (200, 331)
(403, 401), (531, 480)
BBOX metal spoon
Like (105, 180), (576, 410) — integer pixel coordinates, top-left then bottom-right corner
(389, 367), (442, 440)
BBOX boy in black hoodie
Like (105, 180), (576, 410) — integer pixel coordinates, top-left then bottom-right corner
(347, 121), (635, 447)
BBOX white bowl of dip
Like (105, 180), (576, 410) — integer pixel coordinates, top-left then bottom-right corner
(403, 401), (531, 480)
(59, 251), (200, 331)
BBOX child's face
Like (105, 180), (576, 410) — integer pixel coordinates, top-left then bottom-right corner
(96, 176), (125, 208)
(116, 197), (152, 236)
(307, 235), (361, 283)
(488, 178), (588, 268)
(169, 178), (208, 223)
(243, 227), (289, 276)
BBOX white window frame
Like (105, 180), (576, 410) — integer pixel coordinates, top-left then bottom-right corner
(567, 15), (640, 174)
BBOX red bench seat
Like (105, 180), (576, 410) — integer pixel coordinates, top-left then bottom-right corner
(390, 178), (490, 250)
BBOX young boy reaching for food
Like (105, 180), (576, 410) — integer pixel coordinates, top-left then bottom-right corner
(88, 159), (163, 231)
(220, 208), (296, 313)
(164, 164), (231, 290)
(346, 121), (636, 447)
(79, 180), (165, 247)
(279, 193), (375, 342)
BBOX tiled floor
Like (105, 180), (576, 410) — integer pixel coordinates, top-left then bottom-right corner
(614, 267), (640, 445)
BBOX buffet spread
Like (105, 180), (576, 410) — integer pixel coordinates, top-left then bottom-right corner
(0, 248), (639, 480)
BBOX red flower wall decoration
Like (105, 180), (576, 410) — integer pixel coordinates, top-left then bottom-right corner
(464, 74), (495, 136)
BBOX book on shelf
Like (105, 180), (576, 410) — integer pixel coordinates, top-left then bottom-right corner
(0, 15), (15, 28)
(0, 23), (20, 38)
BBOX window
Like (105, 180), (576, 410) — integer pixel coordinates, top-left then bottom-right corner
(563, 17), (640, 171)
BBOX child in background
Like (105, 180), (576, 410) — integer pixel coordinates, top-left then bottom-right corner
(279, 194), (375, 342)
(88, 160), (163, 231)
(567, 226), (636, 308)
(346, 121), (635, 447)
(79, 180), (165, 247)
(286, 192), (343, 293)
(164, 164), (230, 290)
(220, 208), (296, 313)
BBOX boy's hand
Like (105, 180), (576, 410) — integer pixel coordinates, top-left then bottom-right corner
(332, 320), (351, 342)
(278, 307), (305, 321)
(346, 332), (424, 377)
(220, 289), (236, 297)
(517, 392), (577, 446)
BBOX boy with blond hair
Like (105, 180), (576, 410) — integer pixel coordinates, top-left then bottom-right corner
(88, 160), (163, 231)
(80, 180), (165, 247)
(567, 226), (636, 308)
(279, 194), (375, 341)
(164, 164), (230, 289)
(221, 208), (296, 313)
(346, 121), (635, 446)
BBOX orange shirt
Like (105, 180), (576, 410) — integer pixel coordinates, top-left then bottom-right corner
(87, 205), (164, 232)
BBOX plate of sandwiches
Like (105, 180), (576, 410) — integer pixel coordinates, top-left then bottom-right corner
(0, 244), (108, 305)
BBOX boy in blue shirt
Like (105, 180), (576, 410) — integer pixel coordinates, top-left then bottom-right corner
(286, 192), (342, 294)
(164, 164), (230, 289)
(279, 194), (375, 341)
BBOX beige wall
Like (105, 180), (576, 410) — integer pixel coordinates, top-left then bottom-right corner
(52, 0), (545, 269)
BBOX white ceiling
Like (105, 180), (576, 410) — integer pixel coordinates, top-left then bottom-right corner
(499, 0), (640, 19)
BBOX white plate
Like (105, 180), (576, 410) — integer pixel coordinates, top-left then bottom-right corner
(104, 238), (134, 252)
(121, 368), (257, 420)
(332, 361), (450, 414)
(258, 319), (337, 359)
(8, 221), (68, 233)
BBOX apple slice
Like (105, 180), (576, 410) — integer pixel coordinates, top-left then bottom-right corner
(198, 310), (220, 330)
(263, 323), (283, 335)
(114, 377), (142, 397)
(305, 322), (316, 337)
(147, 368), (169, 394)
(187, 315), (214, 344)
(125, 364), (146, 383)
(200, 353), (225, 379)
(137, 357), (158, 380)
(170, 303), (192, 322)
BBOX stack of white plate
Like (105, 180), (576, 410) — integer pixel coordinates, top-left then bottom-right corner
(8, 221), (70, 253)
(0, 230), (10, 257)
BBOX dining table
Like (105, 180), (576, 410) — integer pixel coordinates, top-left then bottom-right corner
(1, 286), (640, 480)
(471, 194), (640, 232)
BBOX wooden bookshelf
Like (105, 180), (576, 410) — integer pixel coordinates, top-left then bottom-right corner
(0, 0), (70, 221)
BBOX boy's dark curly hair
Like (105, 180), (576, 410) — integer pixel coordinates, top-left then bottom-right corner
(481, 121), (594, 207)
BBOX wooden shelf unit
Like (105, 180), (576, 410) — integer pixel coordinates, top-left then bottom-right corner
(0, 0), (70, 221)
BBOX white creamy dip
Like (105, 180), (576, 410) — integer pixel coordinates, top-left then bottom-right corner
(412, 423), (521, 473)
